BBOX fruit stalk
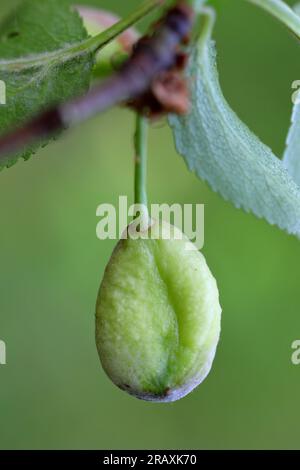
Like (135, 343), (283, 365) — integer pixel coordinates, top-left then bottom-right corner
(134, 114), (148, 208)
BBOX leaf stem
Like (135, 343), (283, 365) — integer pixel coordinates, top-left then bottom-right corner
(196, 6), (216, 53)
(0, 2), (193, 160)
(134, 114), (149, 210)
(247, 0), (300, 38)
(82, 0), (163, 54)
(0, 0), (163, 72)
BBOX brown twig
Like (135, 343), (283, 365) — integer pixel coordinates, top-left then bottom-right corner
(0, 2), (194, 161)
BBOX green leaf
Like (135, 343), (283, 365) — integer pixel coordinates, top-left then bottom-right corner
(0, 0), (93, 169)
(282, 4), (300, 185)
(282, 84), (300, 187)
(247, 0), (300, 39)
(169, 9), (300, 238)
(0, 0), (162, 170)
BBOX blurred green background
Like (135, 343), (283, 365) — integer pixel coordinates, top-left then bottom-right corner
(0, 0), (300, 450)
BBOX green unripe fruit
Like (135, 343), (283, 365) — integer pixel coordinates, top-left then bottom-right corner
(96, 220), (221, 402)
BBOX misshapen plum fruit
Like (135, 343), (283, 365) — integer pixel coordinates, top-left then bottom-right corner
(96, 220), (222, 402)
